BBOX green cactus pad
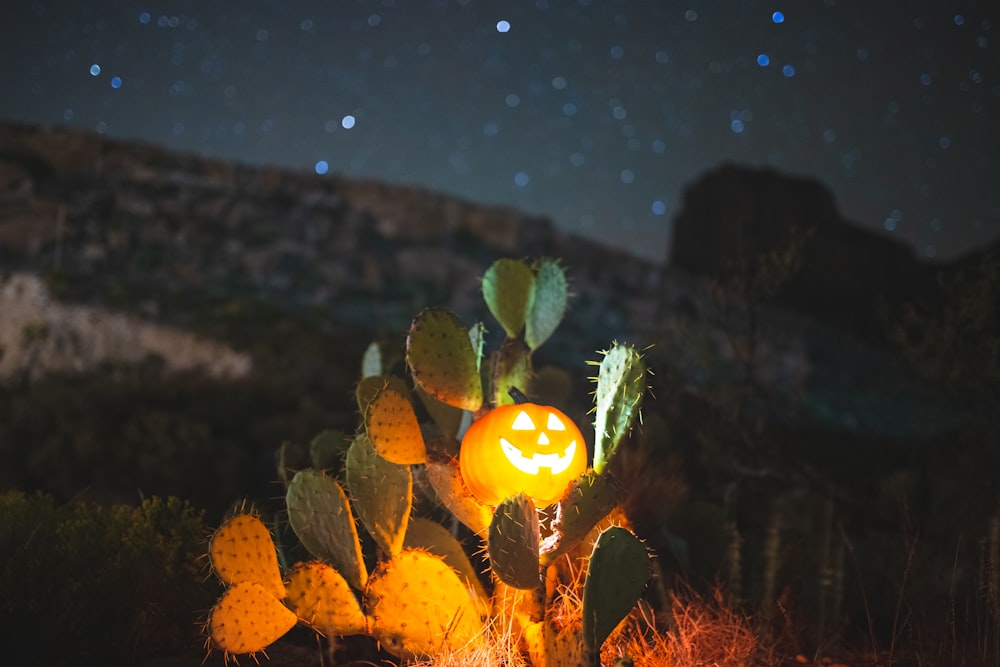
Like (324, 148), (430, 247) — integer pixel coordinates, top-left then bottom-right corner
(207, 580), (297, 657)
(364, 385), (427, 465)
(424, 454), (492, 538)
(482, 257), (534, 338)
(309, 429), (349, 473)
(592, 343), (646, 474)
(490, 337), (533, 407)
(285, 469), (368, 590)
(285, 561), (368, 637)
(488, 493), (541, 590)
(414, 383), (465, 442)
(540, 470), (620, 566)
(406, 308), (483, 412)
(361, 340), (383, 378)
(209, 513), (286, 600)
(524, 258), (568, 351)
(346, 433), (412, 558)
(366, 549), (486, 658)
(582, 526), (650, 653)
(404, 516), (489, 608)
(468, 321), (486, 372)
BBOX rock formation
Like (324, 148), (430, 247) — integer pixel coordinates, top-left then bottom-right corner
(668, 163), (959, 342)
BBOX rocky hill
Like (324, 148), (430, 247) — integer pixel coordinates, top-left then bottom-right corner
(0, 121), (982, 482)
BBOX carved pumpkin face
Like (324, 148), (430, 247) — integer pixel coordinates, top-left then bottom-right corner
(459, 403), (587, 507)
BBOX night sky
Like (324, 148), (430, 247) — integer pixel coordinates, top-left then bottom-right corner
(2, 1), (997, 264)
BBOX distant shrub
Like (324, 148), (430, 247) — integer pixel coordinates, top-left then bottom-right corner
(0, 491), (212, 666)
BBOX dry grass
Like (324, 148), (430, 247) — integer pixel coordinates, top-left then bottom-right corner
(409, 584), (761, 667)
(603, 588), (761, 667)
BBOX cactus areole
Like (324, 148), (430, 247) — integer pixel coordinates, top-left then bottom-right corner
(460, 402), (587, 507)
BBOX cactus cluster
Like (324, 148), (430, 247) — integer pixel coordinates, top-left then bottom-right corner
(204, 257), (652, 666)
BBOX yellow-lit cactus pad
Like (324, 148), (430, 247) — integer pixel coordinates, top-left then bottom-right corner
(209, 514), (285, 600)
(286, 561), (368, 638)
(207, 581), (297, 656)
(366, 549), (485, 657)
(424, 457), (492, 538)
(406, 308), (483, 412)
(365, 386), (427, 464)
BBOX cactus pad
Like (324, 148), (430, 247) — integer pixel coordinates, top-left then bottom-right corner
(364, 385), (427, 465)
(207, 581), (297, 657)
(366, 549), (485, 658)
(361, 340), (383, 378)
(356, 374), (411, 416)
(285, 469), (368, 590)
(309, 429), (349, 473)
(406, 308), (483, 412)
(540, 470), (620, 566)
(209, 513), (285, 600)
(490, 338), (533, 407)
(285, 561), (368, 637)
(404, 516), (489, 608)
(346, 433), (412, 558)
(582, 526), (650, 653)
(523, 620), (586, 667)
(488, 493), (541, 590)
(482, 257), (534, 338)
(592, 343), (646, 474)
(524, 258), (568, 351)
(414, 383), (465, 442)
(424, 454), (492, 538)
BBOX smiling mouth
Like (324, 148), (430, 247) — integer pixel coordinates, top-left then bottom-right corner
(499, 438), (577, 475)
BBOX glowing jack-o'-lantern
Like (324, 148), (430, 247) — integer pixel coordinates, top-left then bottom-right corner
(459, 402), (587, 507)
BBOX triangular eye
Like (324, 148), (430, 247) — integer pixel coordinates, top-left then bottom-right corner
(546, 413), (566, 431)
(511, 410), (536, 430)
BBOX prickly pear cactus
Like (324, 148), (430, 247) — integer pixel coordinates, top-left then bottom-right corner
(285, 561), (367, 637)
(488, 493), (541, 590)
(592, 342), (647, 474)
(346, 432), (412, 558)
(406, 307), (483, 411)
(285, 469), (368, 590)
(203, 257), (657, 667)
(482, 257), (534, 338)
(424, 453), (492, 538)
(207, 581), (298, 657)
(204, 514), (296, 659)
(364, 385), (427, 464)
(366, 549), (486, 658)
(208, 513), (285, 600)
(524, 257), (568, 351)
(582, 526), (651, 655)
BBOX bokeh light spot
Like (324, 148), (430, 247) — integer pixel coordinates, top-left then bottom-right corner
(772, 11), (785, 24)
(315, 160), (329, 175)
(496, 20), (510, 33)
(90, 64), (101, 76)
(757, 53), (770, 66)
(341, 115), (356, 129)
